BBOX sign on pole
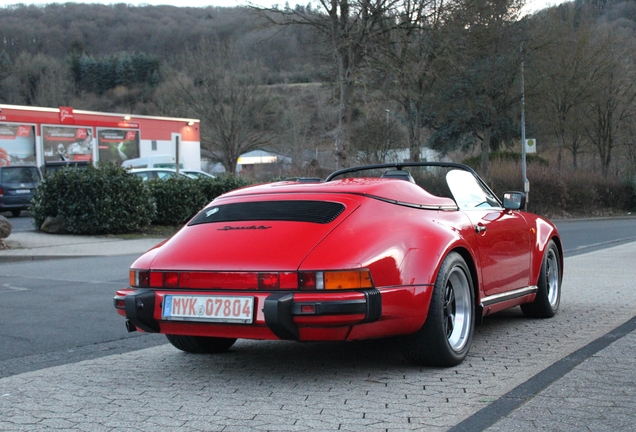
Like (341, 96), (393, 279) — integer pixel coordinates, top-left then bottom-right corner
(525, 138), (537, 154)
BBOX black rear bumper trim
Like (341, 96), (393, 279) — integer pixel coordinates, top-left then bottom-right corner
(124, 289), (159, 333)
(264, 289), (382, 340)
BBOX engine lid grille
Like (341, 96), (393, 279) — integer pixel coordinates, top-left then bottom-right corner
(189, 200), (346, 226)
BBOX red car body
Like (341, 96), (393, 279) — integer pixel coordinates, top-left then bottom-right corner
(115, 162), (563, 366)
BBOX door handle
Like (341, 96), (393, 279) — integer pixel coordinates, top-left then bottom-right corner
(475, 224), (487, 234)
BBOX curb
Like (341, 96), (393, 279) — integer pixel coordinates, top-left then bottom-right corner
(0, 255), (101, 263)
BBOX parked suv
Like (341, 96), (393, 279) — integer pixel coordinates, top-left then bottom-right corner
(0, 166), (43, 217)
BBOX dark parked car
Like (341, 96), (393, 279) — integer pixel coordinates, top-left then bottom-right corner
(0, 165), (43, 217)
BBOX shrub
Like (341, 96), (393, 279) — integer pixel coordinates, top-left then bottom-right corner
(592, 177), (633, 211)
(196, 175), (254, 202)
(148, 175), (253, 226)
(465, 160), (633, 217)
(148, 177), (207, 225)
(30, 164), (156, 234)
(463, 151), (549, 171)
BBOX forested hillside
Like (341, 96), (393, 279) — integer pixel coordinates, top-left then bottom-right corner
(1, 0), (636, 190)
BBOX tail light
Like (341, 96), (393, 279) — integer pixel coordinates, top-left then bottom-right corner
(0, 187), (3, 196)
(129, 270), (150, 288)
(128, 269), (374, 291)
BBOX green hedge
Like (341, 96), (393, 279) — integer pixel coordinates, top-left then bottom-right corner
(196, 175), (254, 201)
(147, 175), (253, 225)
(30, 164), (156, 234)
(148, 177), (206, 225)
(30, 167), (254, 234)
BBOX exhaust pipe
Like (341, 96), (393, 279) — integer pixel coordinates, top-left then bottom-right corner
(125, 320), (137, 333)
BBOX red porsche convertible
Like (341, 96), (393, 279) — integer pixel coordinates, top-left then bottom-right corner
(114, 162), (562, 367)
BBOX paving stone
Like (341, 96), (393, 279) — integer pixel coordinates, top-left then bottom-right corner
(1, 243), (636, 430)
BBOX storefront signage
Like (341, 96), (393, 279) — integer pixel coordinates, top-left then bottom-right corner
(97, 128), (140, 164)
(42, 125), (93, 163)
(59, 106), (75, 124)
(0, 123), (36, 166)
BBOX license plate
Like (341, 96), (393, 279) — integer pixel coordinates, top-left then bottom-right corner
(15, 189), (30, 194)
(162, 295), (253, 323)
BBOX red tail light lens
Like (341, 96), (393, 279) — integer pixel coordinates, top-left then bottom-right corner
(163, 272), (179, 288)
(299, 272), (321, 290)
(258, 273), (280, 289)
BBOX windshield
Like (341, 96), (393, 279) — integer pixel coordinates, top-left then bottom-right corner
(446, 169), (500, 210)
(1, 167), (41, 183)
(326, 162), (501, 209)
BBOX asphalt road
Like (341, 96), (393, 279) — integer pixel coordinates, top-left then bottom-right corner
(0, 216), (635, 380)
(2, 212), (36, 232)
(0, 253), (167, 378)
(8, 213), (636, 252)
(554, 217), (636, 256)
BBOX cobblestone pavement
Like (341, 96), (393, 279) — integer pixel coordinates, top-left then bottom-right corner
(485, 328), (636, 432)
(1, 242), (635, 431)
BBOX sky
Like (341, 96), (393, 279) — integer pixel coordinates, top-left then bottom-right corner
(0, 0), (569, 13)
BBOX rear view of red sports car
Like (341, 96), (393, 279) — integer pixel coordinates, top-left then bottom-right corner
(114, 162), (563, 367)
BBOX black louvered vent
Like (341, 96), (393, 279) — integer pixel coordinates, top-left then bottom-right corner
(189, 201), (346, 226)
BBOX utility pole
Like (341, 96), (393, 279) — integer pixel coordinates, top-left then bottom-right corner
(385, 109), (390, 150)
(520, 45), (529, 210)
(175, 135), (180, 176)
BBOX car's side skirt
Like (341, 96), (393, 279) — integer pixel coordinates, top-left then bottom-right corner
(479, 286), (538, 316)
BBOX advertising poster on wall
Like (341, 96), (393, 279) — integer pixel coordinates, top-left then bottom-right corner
(0, 123), (37, 166)
(42, 126), (93, 163)
(97, 129), (140, 164)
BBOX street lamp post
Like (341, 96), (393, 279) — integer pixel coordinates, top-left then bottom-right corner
(520, 45), (529, 210)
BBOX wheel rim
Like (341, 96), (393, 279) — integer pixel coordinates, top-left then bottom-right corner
(444, 267), (472, 352)
(546, 248), (560, 307)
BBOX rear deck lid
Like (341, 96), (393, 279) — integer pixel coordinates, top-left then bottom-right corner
(146, 196), (361, 271)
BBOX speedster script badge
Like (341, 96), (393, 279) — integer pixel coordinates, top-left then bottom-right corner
(217, 225), (272, 231)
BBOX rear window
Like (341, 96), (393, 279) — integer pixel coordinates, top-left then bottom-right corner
(1, 167), (41, 183)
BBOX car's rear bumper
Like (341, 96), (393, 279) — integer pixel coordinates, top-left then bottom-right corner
(0, 196), (33, 210)
(114, 285), (432, 341)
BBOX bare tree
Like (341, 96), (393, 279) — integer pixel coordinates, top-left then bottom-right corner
(370, 0), (454, 162)
(254, 0), (399, 168)
(155, 40), (275, 174)
(0, 52), (74, 106)
(350, 104), (405, 163)
(583, 24), (636, 177)
(528, 4), (604, 171)
(422, 0), (525, 181)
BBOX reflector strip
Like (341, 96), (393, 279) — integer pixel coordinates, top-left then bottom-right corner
(181, 272), (258, 289)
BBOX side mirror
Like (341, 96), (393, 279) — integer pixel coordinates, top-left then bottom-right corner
(502, 191), (526, 210)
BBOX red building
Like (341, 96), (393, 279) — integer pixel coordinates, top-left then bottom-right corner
(0, 104), (200, 170)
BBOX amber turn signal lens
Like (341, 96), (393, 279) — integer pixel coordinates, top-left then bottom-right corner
(324, 270), (373, 290)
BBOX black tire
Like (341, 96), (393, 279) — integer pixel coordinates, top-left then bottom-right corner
(400, 252), (475, 367)
(10, 210), (20, 217)
(521, 240), (561, 318)
(166, 334), (237, 354)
